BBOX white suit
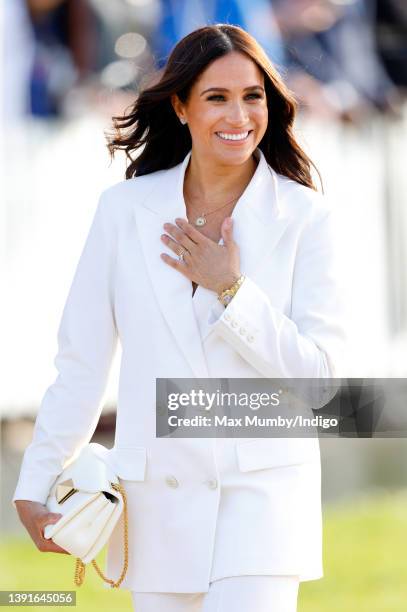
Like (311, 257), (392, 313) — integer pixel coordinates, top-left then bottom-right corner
(12, 148), (346, 592)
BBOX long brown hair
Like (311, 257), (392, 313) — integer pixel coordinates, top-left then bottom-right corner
(107, 24), (320, 190)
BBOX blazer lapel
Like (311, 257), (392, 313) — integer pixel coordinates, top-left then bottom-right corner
(193, 149), (291, 342)
(227, 147), (290, 277)
(133, 152), (210, 378)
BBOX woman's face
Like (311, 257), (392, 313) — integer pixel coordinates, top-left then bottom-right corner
(172, 51), (269, 167)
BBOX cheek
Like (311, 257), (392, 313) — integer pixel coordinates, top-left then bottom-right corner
(189, 109), (222, 142)
(252, 106), (268, 133)
(255, 105), (268, 123)
(204, 107), (225, 129)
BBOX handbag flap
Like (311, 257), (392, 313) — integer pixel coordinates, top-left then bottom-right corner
(49, 443), (119, 497)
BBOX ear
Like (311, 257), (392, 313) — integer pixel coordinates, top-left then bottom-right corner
(171, 94), (184, 122)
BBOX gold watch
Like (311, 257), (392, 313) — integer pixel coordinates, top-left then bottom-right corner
(217, 275), (245, 307)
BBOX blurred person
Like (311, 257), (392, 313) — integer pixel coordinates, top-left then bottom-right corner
(2, 0), (35, 122)
(12, 24), (346, 612)
(27, 0), (98, 116)
(374, 0), (407, 89)
(153, 0), (285, 68)
(273, 0), (400, 121)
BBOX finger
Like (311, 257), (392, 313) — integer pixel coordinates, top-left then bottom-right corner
(163, 223), (197, 251)
(37, 514), (70, 554)
(161, 235), (191, 261)
(174, 219), (208, 245)
(160, 253), (192, 279)
(221, 217), (235, 246)
(40, 512), (62, 527)
(38, 513), (62, 538)
(39, 540), (71, 554)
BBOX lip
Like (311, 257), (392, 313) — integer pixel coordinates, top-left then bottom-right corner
(215, 130), (253, 144)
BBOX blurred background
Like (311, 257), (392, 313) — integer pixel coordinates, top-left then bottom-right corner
(1, 0), (407, 610)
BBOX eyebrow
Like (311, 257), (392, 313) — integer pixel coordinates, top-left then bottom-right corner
(200, 85), (265, 96)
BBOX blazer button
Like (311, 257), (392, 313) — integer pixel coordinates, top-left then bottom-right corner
(231, 320), (238, 328)
(239, 327), (246, 335)
(165, 475), (179, 488)
(224, 313), (231, 322)
(206, 479), (218, 490)
(247, 335), (254, 343)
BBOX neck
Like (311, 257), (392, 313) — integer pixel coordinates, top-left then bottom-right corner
(183, 150), (258, 209)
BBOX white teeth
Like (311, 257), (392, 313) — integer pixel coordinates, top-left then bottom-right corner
(216, 131), (250, 141)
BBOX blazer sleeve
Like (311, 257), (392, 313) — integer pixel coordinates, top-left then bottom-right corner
(12, 192), (118, 507)
(207, 203), (347, 379)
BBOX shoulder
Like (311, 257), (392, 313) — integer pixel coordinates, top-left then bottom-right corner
(272, 170), (332, 227)
(96, 167), (172, 220)
(100, 168), (167, 205)
(273, 174), (339, 254)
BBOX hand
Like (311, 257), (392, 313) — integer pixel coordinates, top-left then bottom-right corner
(14, 500), (69, 554)
(161, 217), (241, 294)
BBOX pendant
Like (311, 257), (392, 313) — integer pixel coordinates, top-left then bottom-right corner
(195, 216), (206, 227)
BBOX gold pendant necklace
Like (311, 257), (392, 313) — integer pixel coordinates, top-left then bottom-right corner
(193, 195), (240, 227)
(195, 215), (207, 227)
(195, 213), (206, 227)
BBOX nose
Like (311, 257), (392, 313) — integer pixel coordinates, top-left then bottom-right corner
(226, 100), (249, 125)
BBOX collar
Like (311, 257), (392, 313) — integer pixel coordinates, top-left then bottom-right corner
(141, 147), (283, 224)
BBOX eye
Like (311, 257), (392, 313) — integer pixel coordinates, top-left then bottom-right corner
(206, 93), (264, 102)
(206, 95), (225, 101)
(245, 93), (263, 100)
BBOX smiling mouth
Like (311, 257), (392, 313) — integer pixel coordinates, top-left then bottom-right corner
(215, 130), (253, 142)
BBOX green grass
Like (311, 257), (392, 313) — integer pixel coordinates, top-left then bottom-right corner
(299, 490), (407, 612)
(0, 541), (131, 611)
(1, 491), (407, 611)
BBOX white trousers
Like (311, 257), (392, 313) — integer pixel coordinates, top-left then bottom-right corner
(131, 575), (300, 612)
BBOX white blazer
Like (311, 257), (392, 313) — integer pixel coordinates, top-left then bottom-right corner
(13, 148), (346, 592)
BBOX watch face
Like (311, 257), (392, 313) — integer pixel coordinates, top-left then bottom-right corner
(223, 295), (233, 305)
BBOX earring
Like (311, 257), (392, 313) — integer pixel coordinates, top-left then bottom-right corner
(180, 117), (187, 125)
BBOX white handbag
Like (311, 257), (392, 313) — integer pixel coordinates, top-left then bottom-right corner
(43, 442), (128, 588)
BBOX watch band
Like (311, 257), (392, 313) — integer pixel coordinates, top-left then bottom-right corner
(217, 275), (245, 307)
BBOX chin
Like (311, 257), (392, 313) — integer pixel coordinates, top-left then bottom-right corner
(214, 147), (256, 167)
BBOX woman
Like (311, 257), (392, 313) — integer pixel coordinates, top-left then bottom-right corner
(13, 24), (346, 612)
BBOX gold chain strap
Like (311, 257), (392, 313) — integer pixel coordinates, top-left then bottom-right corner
(74, 482), (129, 589)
